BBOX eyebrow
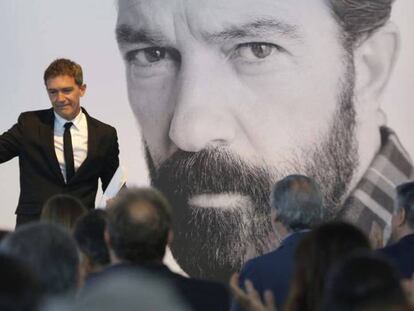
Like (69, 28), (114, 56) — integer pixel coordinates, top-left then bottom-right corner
(204, 18), (302, 43)
(116, 18), (302, 46)
(116, 24), (168, 46)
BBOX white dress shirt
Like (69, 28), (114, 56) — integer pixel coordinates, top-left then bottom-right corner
(54, 111), (88, 182)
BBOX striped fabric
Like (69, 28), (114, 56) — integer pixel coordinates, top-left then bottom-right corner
(340, 127), (414, 247)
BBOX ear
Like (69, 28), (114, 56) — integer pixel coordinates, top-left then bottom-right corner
(354, 23), (400, 107)
(167, 229), (174, 245)
(396, 207), (406, 227)
(104, 229), (112, 249)
(79, 84), (87, 97)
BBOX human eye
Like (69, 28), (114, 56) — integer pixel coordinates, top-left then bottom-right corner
(233, 42), (281, 61)
(62, 88), (73, 94)
(125, 47), (179, 66)
(48, 89), (57, 96)
(125, 46), (180, 78)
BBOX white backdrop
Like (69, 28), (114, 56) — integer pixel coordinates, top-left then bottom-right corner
(0, 0), (413, 229)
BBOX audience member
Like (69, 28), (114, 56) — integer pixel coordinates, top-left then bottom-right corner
(41, 194), (87, 231)
(0, 223), (79, 298)
(231, 222), (371, 311)
(284, 222), (371, 311)
(0, 230), (10, 241)
(0, 253), (42, 311)
(322, 252), (413, 311)
(44, 271), (190, 311)
(380, 181), (414, 279)
(104, 187), (230, 311)
(232, 175), (325, 311)
(73, 209), (110, 287)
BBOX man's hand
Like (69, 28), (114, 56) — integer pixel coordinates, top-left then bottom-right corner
(229, 273), (277, 311)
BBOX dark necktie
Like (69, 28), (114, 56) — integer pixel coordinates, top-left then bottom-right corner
(63, 122), (75, 182)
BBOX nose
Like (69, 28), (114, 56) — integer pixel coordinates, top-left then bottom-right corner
(169, 57), (238, 153)
(56, 91), (66, 103)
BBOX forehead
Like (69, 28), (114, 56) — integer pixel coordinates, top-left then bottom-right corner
(117, 0), (339, 43)
(46, 75), (77, 88)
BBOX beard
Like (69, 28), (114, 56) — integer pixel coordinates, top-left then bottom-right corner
(145, 61), (359, 282)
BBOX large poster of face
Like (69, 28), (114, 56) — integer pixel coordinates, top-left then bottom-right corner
(1, 0), (413, 282)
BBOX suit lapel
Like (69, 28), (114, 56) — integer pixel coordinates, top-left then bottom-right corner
(70, 109), (98, 181)
(41, 109), (65, 184)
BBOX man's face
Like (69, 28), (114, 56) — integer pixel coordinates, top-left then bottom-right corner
(46, 75), (85, 120)
(117, 0), (359, 281)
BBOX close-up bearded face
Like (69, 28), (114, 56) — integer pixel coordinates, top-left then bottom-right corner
(147, 61), (358, 280)
(116, 0), (396, 282)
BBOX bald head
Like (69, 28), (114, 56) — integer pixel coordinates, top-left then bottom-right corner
(106, 188), (172, 263)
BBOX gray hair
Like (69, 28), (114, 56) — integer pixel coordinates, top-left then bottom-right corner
(0, 223), (79, 297)
(328, 0), (395, 47)
(270, 175), (324, 231)
(395, 181), (414, 230)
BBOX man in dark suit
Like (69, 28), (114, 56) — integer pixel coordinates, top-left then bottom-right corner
(101, 187), (230, 311)
(232, 175), (325, 311)
(0, 59), (119, 226)
(380, 181), (414, 279)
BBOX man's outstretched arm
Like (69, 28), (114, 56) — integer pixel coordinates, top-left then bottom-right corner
(0, 114), (24, 163)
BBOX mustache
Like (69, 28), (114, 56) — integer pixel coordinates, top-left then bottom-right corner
(150, 148), (272, 201)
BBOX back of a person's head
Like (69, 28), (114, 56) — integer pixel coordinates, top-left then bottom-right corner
(271, 174), (324, 231)
(106, 187), (172, 264)
(285, 222), (371, 311)
(0, 253), (42, 311)
(0, 230), (10, 242)
(41, 194), (87, 231)
(396, 181), (414, 230)
(0, 223), (79, 297)
(73, 209), (110, 267)
(322, 252), (412, 311)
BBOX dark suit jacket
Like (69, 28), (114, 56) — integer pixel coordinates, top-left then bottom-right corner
(380, 234), (414, 279)
(0, 108), (119, 215)
(86, 263), (230, 311)
(232, 231), (307, 311)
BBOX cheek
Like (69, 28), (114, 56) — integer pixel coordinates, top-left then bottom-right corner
(127, 74), (177, 157)
(236, 71), (340, 157)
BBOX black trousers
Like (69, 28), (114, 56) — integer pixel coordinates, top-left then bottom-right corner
(15, 214), (40, 228)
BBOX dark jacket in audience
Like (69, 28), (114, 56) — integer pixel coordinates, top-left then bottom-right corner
(90, 263), (230, 311)
(232, 231), (307, 311)
(380, 233), (414, 279)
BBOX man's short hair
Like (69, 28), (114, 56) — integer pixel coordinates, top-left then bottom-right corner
(73, 209), (110, 267)
(107, 187), (172, 263)
(41, 194), (87, 231)
(43, 58), (83, 86)
(270, 175), (324, 231)
(329, 0), (395, 45)
(0, 223), (79, 297)
(395, 181), (414, 230)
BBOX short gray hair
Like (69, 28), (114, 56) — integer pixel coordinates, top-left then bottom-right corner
(328, 0), (395, 46)
(271, 175), (324, 231)
(395, 181), (414, 230)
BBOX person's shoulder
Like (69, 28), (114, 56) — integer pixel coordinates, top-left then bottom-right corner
(83, 110), (117, 133)
(239, 249), (282, 279)
(19, 108), (52, 118)
(17, 108), (53, 124)
(380, 240), (406, 257)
